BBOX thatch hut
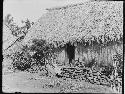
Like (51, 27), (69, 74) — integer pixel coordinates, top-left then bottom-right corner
(22, 1), (123, 66)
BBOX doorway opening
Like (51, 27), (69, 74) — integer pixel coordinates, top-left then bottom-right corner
(65, 42), (75, 66)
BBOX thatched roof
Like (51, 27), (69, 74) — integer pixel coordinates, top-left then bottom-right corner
(23, 1), (123, 48)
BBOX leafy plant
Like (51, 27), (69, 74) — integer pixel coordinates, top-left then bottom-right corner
(100, 63), (114, 78)
(10, 51), (32, 71)
(4, 14), (34, 37)
(84, 58), (97, 68)
(112, 53), (123, 78)
(29, 39), (56, 65)
(4, 14), (15, 27)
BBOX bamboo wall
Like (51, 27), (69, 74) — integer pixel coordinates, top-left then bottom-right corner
(75, 42), (123, 65)
(55, 48), (69, 66)
(45, 48), (68, 66)
(52, 41), (123, 66)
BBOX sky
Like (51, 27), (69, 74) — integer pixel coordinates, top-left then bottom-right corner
(3, 0), (89, 26)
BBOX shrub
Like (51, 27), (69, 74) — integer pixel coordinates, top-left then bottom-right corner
(112, 53), (123, 78)
(84, 58), (97, 68)
(10, 51), (33, 71)
(29, 39), (56, 66)
(100, 63), (114, 78)
(8, 38), (56, 73)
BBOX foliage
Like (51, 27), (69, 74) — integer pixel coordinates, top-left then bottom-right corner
(8, 39), (54, 70)
(8, 45), (32, 71)
(4, 38), (56, 73)
(4, 14), (16, 27)
(100, 63), (114, 78)
(4, 14), (19, 36)
(84, 58), (97, 68)
(4, 14), (34, 37)
(10, 51), (32, 71)
(29, 39), (56, 65)
(22, 19), (34, 30)
(112, 53), (123, 78)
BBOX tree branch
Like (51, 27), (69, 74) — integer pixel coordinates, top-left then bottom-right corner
(3, 36), (25, 51)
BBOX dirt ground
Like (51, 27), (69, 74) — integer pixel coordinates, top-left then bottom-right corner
(2, 70), (117, 93)
(2, 57), (118, 93)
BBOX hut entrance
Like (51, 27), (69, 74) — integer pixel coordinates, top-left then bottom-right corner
(65, 42), (75, 66)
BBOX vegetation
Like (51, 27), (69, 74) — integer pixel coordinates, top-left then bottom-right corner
(8, 38), (56, 72)
(3, 14), (35, 71)
(4, 14), (34, 37)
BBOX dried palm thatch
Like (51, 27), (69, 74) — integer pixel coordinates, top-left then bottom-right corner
(22, 1), (123, 48)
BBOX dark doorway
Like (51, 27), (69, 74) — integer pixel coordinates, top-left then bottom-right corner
(65, 42), (75, 66)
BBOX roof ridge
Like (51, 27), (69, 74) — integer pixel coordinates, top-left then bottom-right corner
(45, 1), (109, 11)
(46, 1), (89, 11)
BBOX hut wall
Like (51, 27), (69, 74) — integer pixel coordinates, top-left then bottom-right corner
(48, 41), (123, 66)
(75, 42), (123, 65)
(50, 48), (69, 66)
(56, 49), (68, 66)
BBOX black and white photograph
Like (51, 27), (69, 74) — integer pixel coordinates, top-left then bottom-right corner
(3, 0), (123, 93)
